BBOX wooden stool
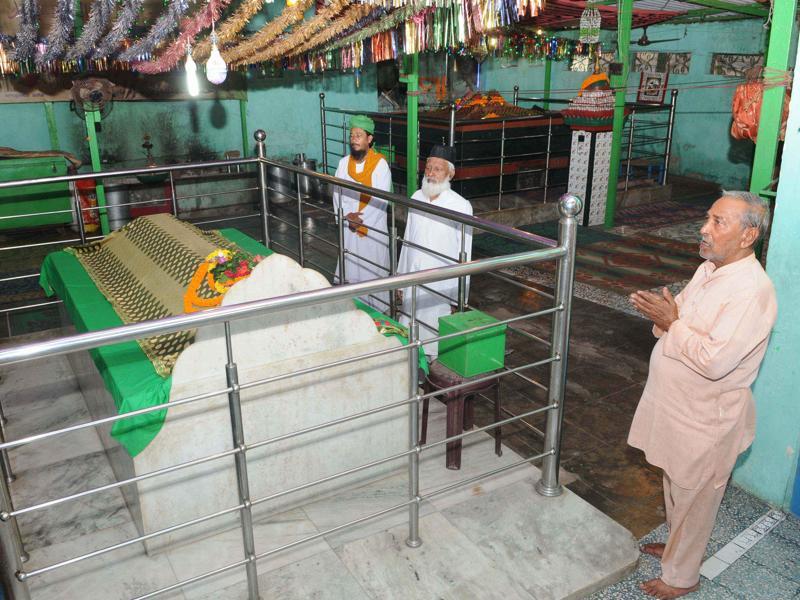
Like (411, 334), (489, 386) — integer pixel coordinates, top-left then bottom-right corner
(420, 361), (502, 470)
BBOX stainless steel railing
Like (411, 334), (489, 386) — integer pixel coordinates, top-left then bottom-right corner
(0, 135), (580, 600)
(319, 90), (572, 211)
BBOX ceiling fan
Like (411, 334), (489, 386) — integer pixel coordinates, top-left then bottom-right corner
(635, 26), (685, 47)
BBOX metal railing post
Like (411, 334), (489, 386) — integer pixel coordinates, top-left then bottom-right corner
(406, 287), (422, 548)
(72, 182), (87, 245)
(223, 322), (260, 600)
(624, 110), (636, 192)
(319, 93), (328, 175)
(457, 223), (467, 312)
(168, 172), (178, 217)
(389, 203), (398, 320)
(448, 103), (457, 147)
(536, 194), (581, 497)
(337, 204), (347, 284)
(663, 89), (678, 186)
(255, 130), (271, 249)
(497, 120), (506, 210)
(295, 173), (305, 267)
(544, 116), (553, 201)
(0, 416), (14, 484)
(513, 85), (520, 106)
(0, 474), (31, 600)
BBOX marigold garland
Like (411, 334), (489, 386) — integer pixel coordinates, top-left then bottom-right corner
(222, 0), (314, 65)
(183, 248), (264, 314)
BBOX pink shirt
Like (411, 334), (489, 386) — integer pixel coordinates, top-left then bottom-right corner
(628, 253), (777, 489)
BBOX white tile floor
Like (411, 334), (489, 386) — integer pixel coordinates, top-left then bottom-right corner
(1, 354), (639, 600)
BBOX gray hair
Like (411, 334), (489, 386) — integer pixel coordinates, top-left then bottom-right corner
(721, 190), (771, 243)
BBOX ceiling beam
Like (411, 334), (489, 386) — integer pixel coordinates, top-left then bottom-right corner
(677, 1), (767, 17)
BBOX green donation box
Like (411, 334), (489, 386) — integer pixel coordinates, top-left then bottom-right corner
(437, 310), (507, 377)
(0, 157), (71, 230)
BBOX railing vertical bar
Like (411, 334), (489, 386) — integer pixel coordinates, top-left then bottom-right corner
(255, 130), (271, 249)
(223, 322), (260, 600)
(0, 472), (30, 599)
(543, 116), (552, 201)
(663, 89), (678, 186)
(389, 202), (399, 320)
(624, 110), (636, 192)
(320, 93), (328, 175)
(168, 172), (178, 217)
(497, 120), (506, 210)
(458, 223), (467, 313)
(536, 194), (580, 497)
(72, 182), (87, 245)
(295, 172), (305, 267)
(337, 204), (347, 284)
(406, 286), (422, 548)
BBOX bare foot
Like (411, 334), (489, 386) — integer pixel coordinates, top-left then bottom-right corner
(640, 542), (666, 558)
(640, 578), (699, 599)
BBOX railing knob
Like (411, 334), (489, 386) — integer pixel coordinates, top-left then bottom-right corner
(254, 130), (267, 142)
(319, 92), (325, 99)
(558, 194), (583, 218)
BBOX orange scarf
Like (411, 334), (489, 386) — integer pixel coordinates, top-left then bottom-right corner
(347, 148), (385, 237)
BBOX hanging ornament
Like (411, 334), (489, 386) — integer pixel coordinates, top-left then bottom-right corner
(579, 3), (601, 44)
(185, 44), (200, 97)
(206, 26), (228, 84)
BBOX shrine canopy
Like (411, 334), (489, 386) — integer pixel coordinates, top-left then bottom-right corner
(0, 0), (767, 78)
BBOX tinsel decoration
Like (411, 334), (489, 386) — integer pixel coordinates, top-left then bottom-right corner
(14, 0), (40, 61)
(286, 4), (374, 59)
(94, 0), (146, 59)
(229, 0), (360, 64)
(223, 0), (314, 64)
(516, 0), (544, 18)
(134, 0), (232, 74)
(579, 3), (601, 44)
(193, 0), (269, 61)
(118, 0), (190, 62)
(67, 0), (118, 60)
(325, 3), (420, 51)
(37, 0), (74, 65)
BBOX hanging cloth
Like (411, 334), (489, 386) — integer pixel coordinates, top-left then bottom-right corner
(731, 81), (790, 142)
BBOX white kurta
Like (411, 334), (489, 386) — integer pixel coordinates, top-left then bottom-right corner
(398, 188), (473, 359)
(332, 154), (392, 310)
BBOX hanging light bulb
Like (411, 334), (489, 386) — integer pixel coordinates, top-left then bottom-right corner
(206, 22), (228, 85)
(185, 44), (200, 97)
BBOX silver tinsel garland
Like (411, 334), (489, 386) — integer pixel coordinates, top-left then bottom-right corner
(14, 0), (40, 61)
(38, 0), (74, 64)
(93, 0), (146, 59)
(118, 0), (190, 62)
(67, 0), (117, 60)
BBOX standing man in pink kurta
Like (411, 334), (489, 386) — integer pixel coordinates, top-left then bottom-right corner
(628, 191), (777, 599)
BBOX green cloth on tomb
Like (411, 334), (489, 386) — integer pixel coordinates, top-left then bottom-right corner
(40, 228), (423, 457)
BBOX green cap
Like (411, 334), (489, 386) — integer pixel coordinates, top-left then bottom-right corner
(349, 114), (375, 135)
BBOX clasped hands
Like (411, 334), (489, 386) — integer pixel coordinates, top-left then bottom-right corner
(629, 287), (679, 332)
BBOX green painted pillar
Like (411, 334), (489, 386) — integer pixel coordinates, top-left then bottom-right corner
(43, 102), (60, 151)
(402, 53), (420, 194)
(239, 98), (249, 157)
(85, 109), (110, 235)
(732, 39), (800, 510)
(543, 58), (552, 111)
(748, 0), (797, 198)
(604, 0), (633, 228)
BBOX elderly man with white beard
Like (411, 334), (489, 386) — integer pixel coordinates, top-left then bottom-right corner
(397, 145), (473, 361)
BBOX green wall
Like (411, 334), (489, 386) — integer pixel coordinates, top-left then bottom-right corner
(0, 98), (245, 170)
(732, 41), (800, 511)
(482, 20), (766, 189)
(246, 66), (379, 163)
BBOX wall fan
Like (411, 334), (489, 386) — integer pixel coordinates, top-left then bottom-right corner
(70, 78), (124, 120)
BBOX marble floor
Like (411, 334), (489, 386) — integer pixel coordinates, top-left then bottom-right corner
(0, 351), (638, 600)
